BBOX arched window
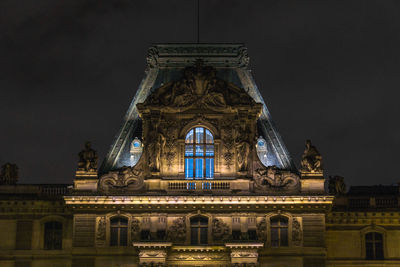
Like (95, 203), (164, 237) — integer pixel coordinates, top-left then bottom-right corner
(44, 221), (62, 250)
(185, 127), (214, 179)
(366, 232), (384, 260)
(110, 217), (128, 246)
(190, 216), (208, 245)
(270, 216), (288, 247)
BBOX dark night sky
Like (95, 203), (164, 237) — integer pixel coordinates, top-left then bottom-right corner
(1, 0), (399, 186)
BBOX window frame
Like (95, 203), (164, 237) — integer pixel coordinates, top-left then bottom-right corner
(270, 216), (289, 247)
(110, 217), (128, 247)
(44, 221), (63, 250)
(190, 216), (209, 245)
(185, 127), (214, 179)
(39, 216), (65, 250)
(365, 231), (384, 260)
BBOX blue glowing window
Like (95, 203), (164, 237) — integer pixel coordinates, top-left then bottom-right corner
(185, 127), (214, 179)
(133, 141), (140, 148)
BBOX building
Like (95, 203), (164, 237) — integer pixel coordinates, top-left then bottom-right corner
(0, 44), (399, 267)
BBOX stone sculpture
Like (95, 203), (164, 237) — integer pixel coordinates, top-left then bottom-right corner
(300, 140), (323, 173)
(328, 176), (346, 195)
(77, 141), (98, 172)
(0, 163), (18, 185)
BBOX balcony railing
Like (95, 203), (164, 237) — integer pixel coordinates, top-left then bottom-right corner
(167, 180), (230, 192)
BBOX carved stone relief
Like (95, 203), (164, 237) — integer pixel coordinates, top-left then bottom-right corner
(141, 61), (255, 112)
(221, 120), (235, 170)
(166, 217), (186, 243)
(254, 164), (299, 192)
(161, 119), (178, 169)
(256, 218), (267, 241)
(292, 217), (302, 246)
(96, 216), (106, 241)
(212, 218), (230, 242)
(131, 218), (141, 241)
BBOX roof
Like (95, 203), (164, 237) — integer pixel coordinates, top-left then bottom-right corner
(99, 43), (297, 174)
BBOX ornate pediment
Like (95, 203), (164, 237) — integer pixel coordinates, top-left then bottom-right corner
(138, 61), (257, 113)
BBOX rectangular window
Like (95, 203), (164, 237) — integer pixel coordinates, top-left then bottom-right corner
(141, 230), (151, 241)
(110, 227), (118, 246)
(195, 158), (203, 178)
(271, 228), (279, 247)
(157, 230), (166, 240)
(119, 227), (127, 246)
(232, 230), (241, 240)
(195, 145), (204, 156)
(196, 127), (204, 143)
(185, 145), (193, 157)
(185, 158), (193, 178)
(205, 158), (214, 178)
(248, 230), (257, 241)
(44, 221), (62, 250)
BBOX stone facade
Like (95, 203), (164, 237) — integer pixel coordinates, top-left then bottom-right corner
(0, 44), (399, 267)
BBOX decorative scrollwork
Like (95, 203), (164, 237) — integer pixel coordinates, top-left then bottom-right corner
(99, 166), (144, 193)
(254, 165), (299, 191)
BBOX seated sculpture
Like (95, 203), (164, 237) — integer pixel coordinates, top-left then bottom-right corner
(300, 140), (323, 173)
(77, 141), (98, 172)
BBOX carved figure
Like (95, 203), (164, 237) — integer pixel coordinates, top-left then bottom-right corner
(328, 176), (346, 195)
(141, 62), (255, 111)
(147, 128), (165, 172)
(77, 141), (98, 172)
(292, 218), (302, 246)
(256, 218), (267, 241)
(300, 140), (322, 173)
(131, 218), (141, 241)
(0, 163), (18, 185)
(212, 218), (230, 241)
(167, 217), (186, 243)
(254, 166), (299, 190)
(99, 166), (144, 192)
(96, 217), (106, 241)
(237, 141), (250, 171)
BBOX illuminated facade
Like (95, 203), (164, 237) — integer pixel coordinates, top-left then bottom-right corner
(0, 44), (399, 267)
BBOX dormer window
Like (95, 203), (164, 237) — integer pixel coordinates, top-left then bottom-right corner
(130, 138), (142, 166)
(185, 127), (214, 179)
(256, 136), (268, 166)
